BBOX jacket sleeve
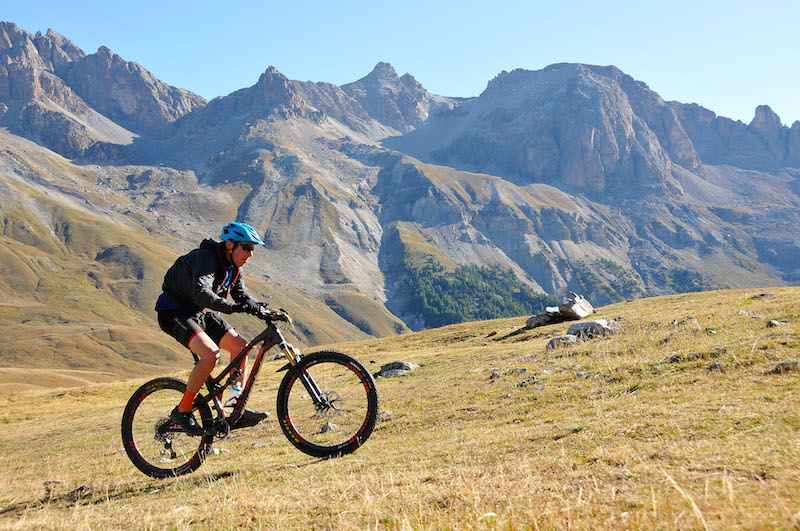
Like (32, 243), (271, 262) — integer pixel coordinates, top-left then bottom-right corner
(230, 274), (258, 306)
(191, 253), (238, 313)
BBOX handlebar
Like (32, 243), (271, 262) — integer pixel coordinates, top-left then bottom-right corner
(256, 304), (292, 324)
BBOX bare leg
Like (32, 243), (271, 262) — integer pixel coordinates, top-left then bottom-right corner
(217, 328), (268, 424)
(177, 331), (221, 412)
(220, 329), (248, 387)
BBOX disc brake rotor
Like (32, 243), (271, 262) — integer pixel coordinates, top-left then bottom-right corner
(316, 390), (343, 418)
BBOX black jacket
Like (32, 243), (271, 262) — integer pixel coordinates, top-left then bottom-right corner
(155, 239), (257, 314)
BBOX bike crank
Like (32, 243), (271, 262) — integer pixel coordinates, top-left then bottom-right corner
(213, 418), (231, 439)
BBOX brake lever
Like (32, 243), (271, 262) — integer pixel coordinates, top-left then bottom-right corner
(278, 308), (296, 332)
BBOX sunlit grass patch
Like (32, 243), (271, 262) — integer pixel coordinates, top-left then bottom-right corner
(1, 287), (798, 528)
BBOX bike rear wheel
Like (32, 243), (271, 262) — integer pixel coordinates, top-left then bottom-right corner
(121, 377), (213, 478)
(277, 351), (379, 458)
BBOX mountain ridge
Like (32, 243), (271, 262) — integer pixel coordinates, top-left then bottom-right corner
(0, 21), (798, 376)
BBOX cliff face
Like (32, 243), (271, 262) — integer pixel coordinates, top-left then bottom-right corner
(0, 23), (85, 100)
(386, 64), (704, 198)
(0, 21), (205, 158)
(670, 102), (800, 171)
(62, 45), (206, 137)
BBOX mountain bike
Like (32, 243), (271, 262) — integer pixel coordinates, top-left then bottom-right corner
(121, 308), (379, 478)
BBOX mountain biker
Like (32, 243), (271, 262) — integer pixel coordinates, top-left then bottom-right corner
(155, 222), (270, 436)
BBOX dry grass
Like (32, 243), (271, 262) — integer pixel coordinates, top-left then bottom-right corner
(1, 287), (798, 529)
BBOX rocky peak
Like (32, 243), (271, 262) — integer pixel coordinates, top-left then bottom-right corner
(255, 66), (293, 96)
(0, 21), (28, 50)
(0, 23), (84, 73)
(749, 104), (782, 133)
(672, 101), (800, 170)
(482, 68), (525, 95)
(396, 63), (695, 197)
(481, 64), (606, 96)
(61, 45), (206, 136)
(344, 62), (406, 98)
(0, 23), (51, 99)
(0, 22), (204, 140)
(342, 62), (454, 132)
(0, 22), (42, 65)
(34, 29), (85, 74)
(399, 72), (424, 92)
(44, 28), (82, 51)
(179, 65), (309, 134)
(365, 61), (399, 82)
(747, 104), (789, 162)
(247, 65), (307, 114)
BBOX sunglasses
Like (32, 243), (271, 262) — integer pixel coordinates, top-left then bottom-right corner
(238, 243), (255, 253)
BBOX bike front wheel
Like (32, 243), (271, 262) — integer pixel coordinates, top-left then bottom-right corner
(121, 377), (214, 478)
(277, 351), (379, 458)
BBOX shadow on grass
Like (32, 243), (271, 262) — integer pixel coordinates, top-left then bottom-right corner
(0, 460), (328, 517)
(0, 471), (240, 517)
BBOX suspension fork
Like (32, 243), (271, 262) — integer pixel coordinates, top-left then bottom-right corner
(274, 327), (326, 407)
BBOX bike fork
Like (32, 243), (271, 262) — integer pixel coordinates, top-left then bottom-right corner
(298, 368), (326, 405)
(279, 339), (326, 407)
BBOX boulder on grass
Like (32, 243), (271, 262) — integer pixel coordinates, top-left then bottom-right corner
(767, 361), (799, 375)
(376, 361), (421, 378)
(559, 292), (595, 319)
(525, 293), (595, 329)
(567, 319), (621, 340)
(546, 335), (579, 350)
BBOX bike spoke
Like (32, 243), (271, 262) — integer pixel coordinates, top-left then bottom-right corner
(289, 365), (366, 444)
(122, 378), (212, 478)
(277, 352), (379, 457)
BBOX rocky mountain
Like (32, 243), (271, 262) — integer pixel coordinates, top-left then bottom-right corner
(341, 62), (456, 132)
(0, 21), (205, 159)
(384, 63), (800, 293)
(61, 44), (206, 137)
(386, 64), (699, 196)
(670, 102), (800, 171)
(1, 22), (798, 376)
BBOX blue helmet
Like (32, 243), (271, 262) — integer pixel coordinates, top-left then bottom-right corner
(220, 222), (265, 246)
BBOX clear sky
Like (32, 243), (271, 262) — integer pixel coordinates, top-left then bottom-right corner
(5, 0), (799, 125)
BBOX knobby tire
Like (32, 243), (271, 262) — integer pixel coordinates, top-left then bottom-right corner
(121, 377), (214, 478)
(276, 350), (379, 458)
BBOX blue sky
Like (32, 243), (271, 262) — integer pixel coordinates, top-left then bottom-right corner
(5, 1), (799, 125)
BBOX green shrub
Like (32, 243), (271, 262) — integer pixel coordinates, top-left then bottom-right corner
(403, 257), (559, 328)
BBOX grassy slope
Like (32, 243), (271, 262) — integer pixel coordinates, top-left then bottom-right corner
(0, 287), (798, 528)
(0, 174), (377, 383)
(0, 205), (193, 378)
(324, 292), (410, 337)
(0, 131), (396, 383)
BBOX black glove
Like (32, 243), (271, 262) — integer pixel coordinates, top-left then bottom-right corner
(233, 300), (260, 315)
